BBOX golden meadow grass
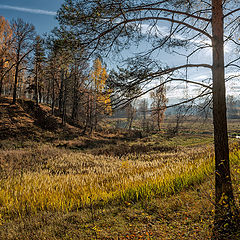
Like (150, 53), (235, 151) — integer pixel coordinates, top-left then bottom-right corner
(0, 143), (239, 220)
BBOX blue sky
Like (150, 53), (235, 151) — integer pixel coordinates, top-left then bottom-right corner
(0, 0), (64, 34)
(0, 0), (238, 101)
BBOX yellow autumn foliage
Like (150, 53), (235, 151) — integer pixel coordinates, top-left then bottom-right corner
(0, 16), (12, 53)
(91, 58), (112, 115)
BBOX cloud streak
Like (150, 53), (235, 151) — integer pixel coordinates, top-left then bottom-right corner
(0, 4), (56, 16)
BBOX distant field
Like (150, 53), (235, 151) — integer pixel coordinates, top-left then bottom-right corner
(108, 115), (240, 135)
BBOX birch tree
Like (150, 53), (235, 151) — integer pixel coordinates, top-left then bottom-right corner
(88, 58), (112, 131)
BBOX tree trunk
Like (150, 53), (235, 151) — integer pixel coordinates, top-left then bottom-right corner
(83, 94), (90, 134)
(71, 75), (78, 121)
(12, 62), (19, 104)
(47, 78), (50, 105)
(211, 0), (238, 238)
(128, 114), (133, 131)
(62, 73), (67, 125)
(0, 78), (2, 96)
(59, 70), (64, 116)
(0, 59), (3, 96)
(51, 77), (55, 115)
(157, 110), (161, 131)
(39, 88), (42, 103)
(89, 94), (94, 134)
(35, 64), (39, 105)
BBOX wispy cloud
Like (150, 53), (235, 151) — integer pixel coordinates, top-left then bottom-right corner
(0, 4), (56, 16)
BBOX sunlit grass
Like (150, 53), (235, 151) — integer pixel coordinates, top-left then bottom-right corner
(0, 142), (239, 220)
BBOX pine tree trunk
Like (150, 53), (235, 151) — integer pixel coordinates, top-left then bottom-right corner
(157, 110), (161, 131)
(35, 64), (39, 105)
(62, 74), (67, 125)
(12, 46), (21, 105)
(0, 78), (2, 96)
(71, 75), (78, 121)
(12, 63), (19, 104)
(39, 89), (42, 103)
(0, 59), (3, 96)
(51, 77), (55, 115)
(59, 70), (64, 116)
(47, 78), (50, 105)
(211, 0), (238, 238)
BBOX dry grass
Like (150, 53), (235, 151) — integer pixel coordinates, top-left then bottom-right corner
(1, 177), (238, 240)
(1, 139), (239, 220)
(0, 141), (215, 219)
(0, 122), (239, 239)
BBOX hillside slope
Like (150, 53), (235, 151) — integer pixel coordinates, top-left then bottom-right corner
(0, 97), (81, 140)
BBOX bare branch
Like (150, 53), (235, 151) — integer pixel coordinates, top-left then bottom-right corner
(225, 57), (240, 68)
(112, 72), (212, 109)
(87, 16), (212, 48)
(165, 92), (212, 110)
(224, 8), (240, 18)
(122, 7), (211, 22)
(170, 78), (212, 89)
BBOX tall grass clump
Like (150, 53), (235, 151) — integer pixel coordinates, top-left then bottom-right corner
(0, 144), (239, 219)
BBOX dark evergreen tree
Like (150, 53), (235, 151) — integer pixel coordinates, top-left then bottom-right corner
(32, 35), (46, 105)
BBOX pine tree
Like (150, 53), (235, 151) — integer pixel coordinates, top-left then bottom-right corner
(32, 35), (46, 105)
(57, 0), (240, 237)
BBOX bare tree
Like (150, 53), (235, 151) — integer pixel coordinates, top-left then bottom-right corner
(168, 104), (192, 137)
(11, 18), (35, 104)
(150, 85), (167, 131)
(138, 98), (149, 131)
(227, 95), (239, 119)
(126, 101), (136, 131)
